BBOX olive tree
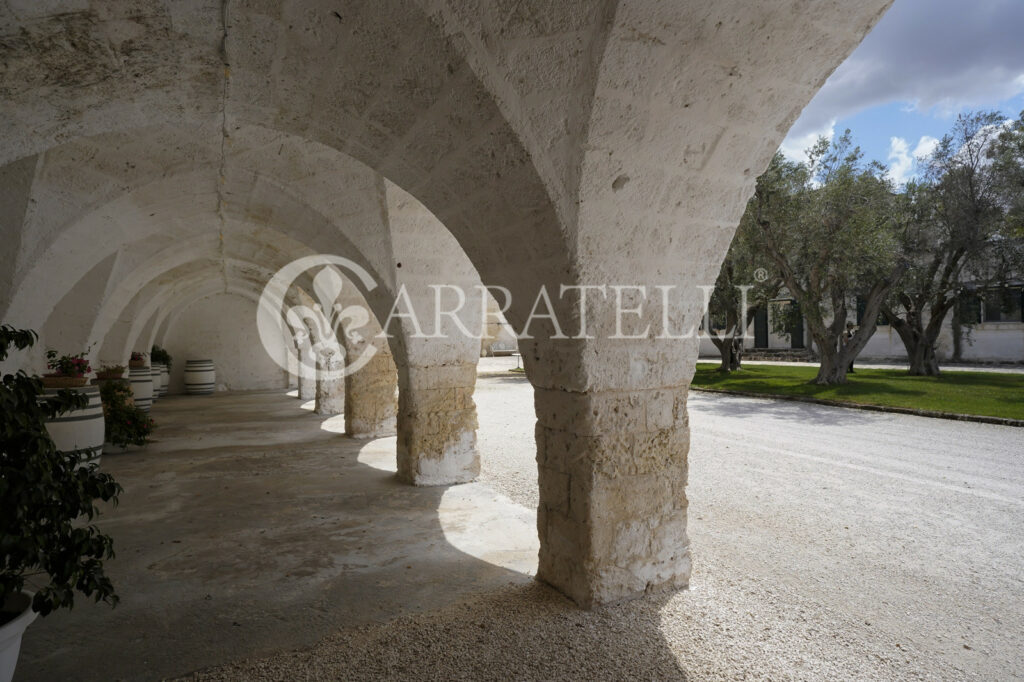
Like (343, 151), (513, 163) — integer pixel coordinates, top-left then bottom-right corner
(706, 211), (781, 372)
(749, 136), (905, 385)
(883, 111), (1023, 374)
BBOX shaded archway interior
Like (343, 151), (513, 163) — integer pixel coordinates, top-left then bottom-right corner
(0, 0), (893, 609)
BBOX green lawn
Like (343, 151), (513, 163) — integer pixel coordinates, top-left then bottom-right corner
(692, 363), (1024, 421)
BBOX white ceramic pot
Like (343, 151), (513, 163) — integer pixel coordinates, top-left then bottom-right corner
(41, 385), (104, 466)
(149, 363), (164, 402)
(159, 365), (170, 397)
(129, 366), (153, 412)
(184, 359), (215, 395)
(0, 592), (37, 682)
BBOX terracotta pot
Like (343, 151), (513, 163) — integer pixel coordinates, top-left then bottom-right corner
(128, 360), (147, 369)
(41, 375), (88, 389)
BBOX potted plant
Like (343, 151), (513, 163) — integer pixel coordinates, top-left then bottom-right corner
(99, 380), (155, 449)
(149, 345), (172, 371)
(149, 346), (172, 398)
(41, 348), (92, 388)
(95, 364), (126, 380)
(128, 351), (147, 369)
(1, 325), (121, 682)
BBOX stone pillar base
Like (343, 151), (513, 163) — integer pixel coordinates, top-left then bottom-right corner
(534, 386), (691, 608)
(297, 373), (315, 401)
(345, 353), (397, 438)
(396, 363), (479, 486)
(314, 353), (344, 416)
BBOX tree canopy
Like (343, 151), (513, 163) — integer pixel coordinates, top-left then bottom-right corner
(713, 110), (1024, 383)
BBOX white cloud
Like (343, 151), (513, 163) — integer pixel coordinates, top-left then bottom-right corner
(782, 0), (1024, 142)
(887, 135), (941, 185)
(779, 119), (835, 163)
(888, 137), (913, 184)
(913, 135), (940, 160)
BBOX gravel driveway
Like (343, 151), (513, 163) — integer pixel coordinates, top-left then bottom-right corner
(472, 375), (1024, 680)
(191, 375), (1024, 681)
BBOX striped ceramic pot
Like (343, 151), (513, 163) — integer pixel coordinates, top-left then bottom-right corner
(150, 363), (164, 402)
(184, 359), (215, 395)
(41, 385), (104, 467)
(129, 365), (154, 412)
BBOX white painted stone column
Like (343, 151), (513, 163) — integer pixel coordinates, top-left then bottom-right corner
(532, 354), (691, 608)
(520, 279), (706, 608)
(396, 362), (479, 485)
(383, 180), (484, 485)
(297, 341), (316, 402)
(324, 280), (398, 438)
(344, 350), (397, 437)
(314, 350), (344, 416)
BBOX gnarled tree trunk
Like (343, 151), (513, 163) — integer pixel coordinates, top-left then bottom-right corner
(813, 345), (845, 384)
(908, 342), (940, 375)
(709, 332), (743, 372)
(708, 307), (749, 372)
(882, 295), (954, 377)
(809, 278), (896, 385)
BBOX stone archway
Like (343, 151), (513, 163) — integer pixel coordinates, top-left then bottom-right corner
(0, 0), (892, 607)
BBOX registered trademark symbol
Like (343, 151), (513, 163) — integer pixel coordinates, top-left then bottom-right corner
(754, 267), (768, 282)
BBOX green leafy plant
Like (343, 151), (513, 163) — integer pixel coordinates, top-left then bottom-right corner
(1, 324), (122, 618)
(150, 345), (172, 370)
(44, 348), (92, 377)
(100, 380), (155, 448)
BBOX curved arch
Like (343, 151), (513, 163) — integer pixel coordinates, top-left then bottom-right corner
(16, 124), (483, 468)
(5, 166), (394, 339)
(158, 287), (295, 393)
(153, 280), (303, 362)
(146, 278), (308, 360)
(102, 260), (310, 367)
(86, 236), (318, 355)
(1, 0), (894, 607)
(1, 1), (572, 328)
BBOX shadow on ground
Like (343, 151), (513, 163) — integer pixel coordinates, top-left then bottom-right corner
(181, 583), (686, 681)
(18, 390), (687, 681)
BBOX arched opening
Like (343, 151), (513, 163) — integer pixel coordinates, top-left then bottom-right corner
(0, 2), (896, 677)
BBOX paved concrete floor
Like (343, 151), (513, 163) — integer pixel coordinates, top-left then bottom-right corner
(17, 390), (537, 681)
(18, 376), (1024, 680)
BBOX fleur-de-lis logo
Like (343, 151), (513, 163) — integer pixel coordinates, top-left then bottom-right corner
(257, 255), (379, 381)
(290, 267), (372, 361)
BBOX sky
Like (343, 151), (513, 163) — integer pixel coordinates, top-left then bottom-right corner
(779, 0), (1024, 185)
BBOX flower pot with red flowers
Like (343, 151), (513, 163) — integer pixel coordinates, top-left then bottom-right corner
(128, 351), (148, 370)
(94, 364), (126, 381)
(39, 349), (104, 466)
(41, 349), (91, 389)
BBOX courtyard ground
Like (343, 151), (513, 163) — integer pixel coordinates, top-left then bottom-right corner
(17, 376), (1024, 681)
